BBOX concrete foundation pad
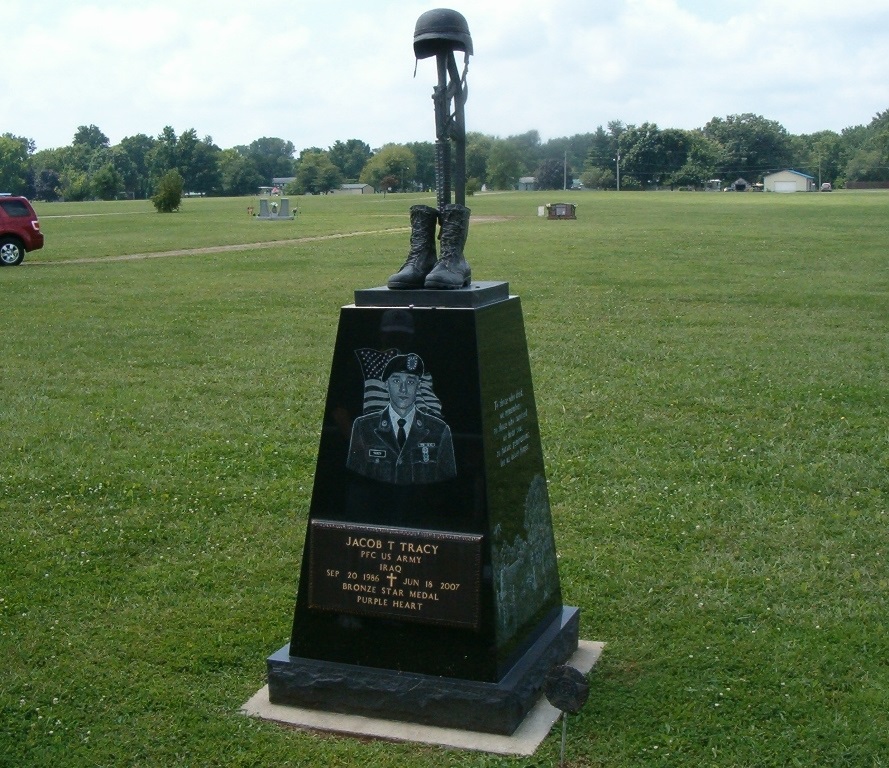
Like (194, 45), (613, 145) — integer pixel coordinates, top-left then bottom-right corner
(241, 639), (604, 756)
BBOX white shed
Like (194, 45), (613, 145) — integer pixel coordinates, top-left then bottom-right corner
(333, 183), (374, 195)
(764, 169), (816, 193)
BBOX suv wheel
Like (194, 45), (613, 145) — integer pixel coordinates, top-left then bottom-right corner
(0, 237), (25, 266)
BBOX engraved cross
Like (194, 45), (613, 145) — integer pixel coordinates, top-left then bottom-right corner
(386, 573), (398, 588)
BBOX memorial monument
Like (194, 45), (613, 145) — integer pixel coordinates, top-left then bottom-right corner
(266, 9), (580, 736)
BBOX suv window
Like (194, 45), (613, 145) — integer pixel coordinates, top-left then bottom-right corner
(0, 200), (31, 217)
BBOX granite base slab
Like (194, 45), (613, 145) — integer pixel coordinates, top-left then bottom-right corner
(267, 606), (579, 735)
(245, 639), (603, 755)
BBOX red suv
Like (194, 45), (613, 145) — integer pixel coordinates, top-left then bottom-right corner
(0, 195), (44, 266)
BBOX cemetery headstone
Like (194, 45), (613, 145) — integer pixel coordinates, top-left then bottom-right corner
(265, 9), (579, 736)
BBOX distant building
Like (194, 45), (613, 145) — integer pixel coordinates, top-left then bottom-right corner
(763, 169), (816, 193)
(728, 177), (751, 192)
(332, 183), (374, 195)
(517, 177), (536, 191)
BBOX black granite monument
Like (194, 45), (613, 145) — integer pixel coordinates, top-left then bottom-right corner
(266, 10), (579, 736)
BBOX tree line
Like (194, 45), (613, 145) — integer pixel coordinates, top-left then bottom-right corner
(1, 109), (887, 201)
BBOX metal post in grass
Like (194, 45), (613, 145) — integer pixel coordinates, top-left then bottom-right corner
(544, 664), (590, 767)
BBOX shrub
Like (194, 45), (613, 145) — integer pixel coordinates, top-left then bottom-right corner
(152, 170), (184, 212)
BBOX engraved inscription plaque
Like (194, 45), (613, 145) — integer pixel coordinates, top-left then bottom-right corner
(308, 520), (483, 629)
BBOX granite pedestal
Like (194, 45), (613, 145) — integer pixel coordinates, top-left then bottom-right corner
(267, 281), (579, 735)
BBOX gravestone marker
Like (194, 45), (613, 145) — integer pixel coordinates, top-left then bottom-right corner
(265, 9), (579, 736)
(267, 288), (579, 734)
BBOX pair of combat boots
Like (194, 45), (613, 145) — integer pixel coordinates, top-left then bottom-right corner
(387, 204), (471, 290)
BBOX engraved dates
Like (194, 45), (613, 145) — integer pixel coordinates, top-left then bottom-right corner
(308, 520), (483, 629)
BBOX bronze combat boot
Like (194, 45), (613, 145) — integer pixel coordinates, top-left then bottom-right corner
(424, 204), (471, 289)
(387, 205), (439, 289)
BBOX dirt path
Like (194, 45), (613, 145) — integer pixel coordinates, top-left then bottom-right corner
(27, 217), (510, 266)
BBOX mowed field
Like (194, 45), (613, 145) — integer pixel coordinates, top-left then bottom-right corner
(2, 190), (887, 767)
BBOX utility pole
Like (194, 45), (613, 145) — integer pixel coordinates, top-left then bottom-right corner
(616, 152), (620, 192)
(563, 150), (567, 191)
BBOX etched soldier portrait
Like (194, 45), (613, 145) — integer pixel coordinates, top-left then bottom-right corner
(346, 352), (456, 485)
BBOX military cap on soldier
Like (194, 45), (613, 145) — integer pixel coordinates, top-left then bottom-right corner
(382, 353), (425, 380)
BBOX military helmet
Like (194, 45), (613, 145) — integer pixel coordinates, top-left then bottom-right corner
(413, 8), (473, 59)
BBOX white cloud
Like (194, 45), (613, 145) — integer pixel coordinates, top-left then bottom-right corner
(6, 0), (889, 151)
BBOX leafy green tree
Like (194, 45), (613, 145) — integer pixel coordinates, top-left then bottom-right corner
(91, 163), (123, 200)
(146, 127), (220, 194)
(31, 146), (65, 171)
(177, 130), (221, 194)
(0, 134), (32, 194)
(504, 130), (542, 175)
(218, 149), (263, 196)
(486, 140), (522, 190)
(534, 157), (570, 190)
(150, 126), (179, 185)
(73, 124), (110, 151)
(580, 165), (615, 190)
(619, 175), (642, 190)
(790, 130), (844, 186)
(703, 113), (791, 180)
(541, 133), (594, 180)
(328, 139), (373, 181)
(176, 128), (201, 178)
(619, 123), (666, 188)
(659, 129), (694, 177)
(60, 143), (94, 175)
(465, 132), (493, 186)
(843, 110), (889, 183)
(845, 148), (887, 182)
(117, 134), (156, 199)
(34, 169), (61, 201)
(294, 150), (343, 194)
(587, 123), (623, 169)
(840, 123), (870, 156)
(87, 146), (113, 177)
(151, 169), (184, 212)
(405, 141), (436, 190)
(617, 125), (721, 189)
(359, 144), (415, 191)
(104, 147), (137, 199)
(60, 170), (91, 201)
(243, 137), (295, 183)
(584, 123), (626, 187)
(380, 174), (399, 193)
(669, 131), (723, 187)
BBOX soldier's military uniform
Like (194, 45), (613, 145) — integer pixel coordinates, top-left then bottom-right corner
(346, 408), (456, 485)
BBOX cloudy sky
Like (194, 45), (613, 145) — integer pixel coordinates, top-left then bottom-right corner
(8, 0), (889, 153)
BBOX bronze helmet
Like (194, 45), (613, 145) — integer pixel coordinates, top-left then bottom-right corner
(413, 8), (473, 59)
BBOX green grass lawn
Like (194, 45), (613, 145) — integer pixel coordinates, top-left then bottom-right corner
(2, 190), (887, 766)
